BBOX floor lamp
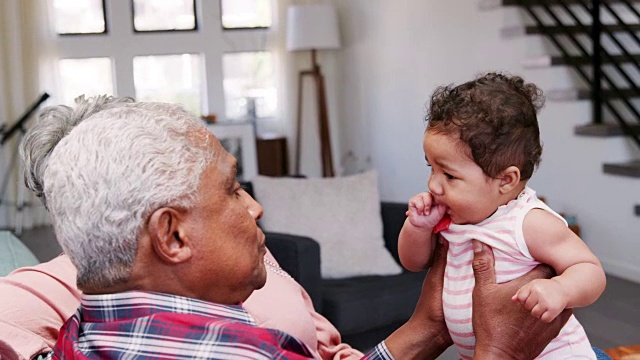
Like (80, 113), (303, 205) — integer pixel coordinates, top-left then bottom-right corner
(287, 4), (341, 177)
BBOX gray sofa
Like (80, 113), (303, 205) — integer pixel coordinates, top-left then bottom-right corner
(244, 182), (426, 351)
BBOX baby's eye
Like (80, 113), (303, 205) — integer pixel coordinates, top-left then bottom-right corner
(444, 172), (455, 180)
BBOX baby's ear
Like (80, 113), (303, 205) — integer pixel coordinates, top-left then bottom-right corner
(498, 166), (521, 194)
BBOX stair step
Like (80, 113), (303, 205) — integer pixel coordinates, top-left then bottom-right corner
(481, 0), (640, 10)
(575, 123), (640, 137)
(502, 24), (640, 38)
(523, 54), (640, 68)
(547, 88), (640, 101)
(603, 160), (640, 177)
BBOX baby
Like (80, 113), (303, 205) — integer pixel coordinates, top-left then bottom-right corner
(398, 72), (606, 359)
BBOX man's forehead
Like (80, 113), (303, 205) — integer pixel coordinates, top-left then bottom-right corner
(212, 145), (237, 184)
(224, 158), (238, 185)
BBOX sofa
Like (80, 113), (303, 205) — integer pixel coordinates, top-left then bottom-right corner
(243, 181), (426, 351)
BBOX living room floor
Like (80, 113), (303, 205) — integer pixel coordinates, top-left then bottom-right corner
(17, 226), (640, 358)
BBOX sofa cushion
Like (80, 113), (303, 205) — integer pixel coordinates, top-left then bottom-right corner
(0, 231), (39, 276)
(321, 271), (425, 335)
(252, 171), (403, 279)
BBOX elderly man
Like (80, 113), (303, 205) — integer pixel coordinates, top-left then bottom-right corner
(18, 96), (569, 359)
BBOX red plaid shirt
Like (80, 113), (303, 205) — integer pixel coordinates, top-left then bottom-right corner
(46, 291), (394, 360)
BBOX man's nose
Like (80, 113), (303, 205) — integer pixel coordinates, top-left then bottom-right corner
(245, 192), (264, 220)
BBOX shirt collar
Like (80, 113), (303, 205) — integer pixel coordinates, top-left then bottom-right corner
(80, 290), (256, 325)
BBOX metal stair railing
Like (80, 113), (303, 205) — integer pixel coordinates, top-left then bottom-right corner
(540, 0), (640, 116)
(514, 0), (640, 149)
(563, 1), (640, 121)
(592, 0), (604, 124)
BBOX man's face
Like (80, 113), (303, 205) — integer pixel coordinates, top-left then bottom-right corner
(185, 134), (267, 304)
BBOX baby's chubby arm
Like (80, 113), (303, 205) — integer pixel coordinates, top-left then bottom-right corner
(513, 209), (606, 323)
(398, 192), (447, 272)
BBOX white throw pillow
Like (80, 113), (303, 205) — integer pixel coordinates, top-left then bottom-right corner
(252, 171), (403, 279)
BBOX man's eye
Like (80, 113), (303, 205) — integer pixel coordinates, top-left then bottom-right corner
(232, 183), (244, 197)
(234, 189), (244, 199)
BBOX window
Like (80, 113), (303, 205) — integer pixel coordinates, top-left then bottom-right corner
(51, 1), (275, 122)
(221, 0), (272, 29)
(59, 58), (114, 105)
(52, 0), (106, 34)
(222, 52), (276, 120)
(132, 0), (197, 32)
(133, 54), (203, 115)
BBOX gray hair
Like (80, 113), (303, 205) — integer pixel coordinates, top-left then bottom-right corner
(19, 96), (215, 289)
(20, 95), (135, 206)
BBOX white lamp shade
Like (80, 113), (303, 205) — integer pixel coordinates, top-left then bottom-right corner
(286, 4), (341, 51)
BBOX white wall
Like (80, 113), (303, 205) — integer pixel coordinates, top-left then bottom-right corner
(327, 0), (640, 283)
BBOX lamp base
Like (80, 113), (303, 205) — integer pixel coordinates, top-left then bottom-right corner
(294, 50), (335, 177)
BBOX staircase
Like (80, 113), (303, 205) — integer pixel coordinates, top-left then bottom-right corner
(481, 0), (640, 180)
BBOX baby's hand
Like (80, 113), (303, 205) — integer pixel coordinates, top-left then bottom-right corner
(406, 192), (447, 229)
(512, 278), (567, 323)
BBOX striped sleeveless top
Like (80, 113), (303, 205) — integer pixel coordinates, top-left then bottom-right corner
(439, 187), (594, 359)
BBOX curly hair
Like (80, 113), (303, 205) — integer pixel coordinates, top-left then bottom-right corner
(425, 72), (544, 180)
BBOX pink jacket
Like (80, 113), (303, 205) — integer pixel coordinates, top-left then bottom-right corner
(0, 251), (363, 360)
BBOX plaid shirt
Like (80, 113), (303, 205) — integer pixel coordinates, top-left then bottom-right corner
(46, 291), (394, 360)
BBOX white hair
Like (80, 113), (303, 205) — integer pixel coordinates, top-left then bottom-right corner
(19, 96), (214, 289)
(20, 95), (135, 206)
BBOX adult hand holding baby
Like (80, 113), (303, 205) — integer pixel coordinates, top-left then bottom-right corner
(472, 240), (572, 360)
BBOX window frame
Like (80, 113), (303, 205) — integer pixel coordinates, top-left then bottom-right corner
(130, 0), (199, 34)
(57, 56), (116, 105)
(219, 0), (271, 31)
(222, 50), (277, 121)
(52, 0), (274, 121)
(55, 0), (109, 36)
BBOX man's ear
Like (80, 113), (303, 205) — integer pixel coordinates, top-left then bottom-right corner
(498, 166), (521, 194)
(147, 207), (192, 264)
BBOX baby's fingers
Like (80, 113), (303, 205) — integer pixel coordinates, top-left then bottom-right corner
(530, 303), (547, 319)
(406, 206), (419, 217)
(431, 204), (447, 219)
(514, 286), (540, 312)
(539, 309), (558, 323)
(512, 286), (531, 304)
(409, 200), (426, 215)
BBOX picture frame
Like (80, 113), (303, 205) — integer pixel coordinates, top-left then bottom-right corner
(205, 122), (258, 182)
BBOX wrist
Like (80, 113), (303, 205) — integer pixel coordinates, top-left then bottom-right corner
(408, 221), (434, 232)
(385, 316), (451, 360)
(426, 326), (452, 357)
(474, 345), (523, 360)
(550, 277), (571, 309)
(411, 314), (452, 357)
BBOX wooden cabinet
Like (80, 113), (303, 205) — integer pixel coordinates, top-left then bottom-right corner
(256, 137), (288, 177)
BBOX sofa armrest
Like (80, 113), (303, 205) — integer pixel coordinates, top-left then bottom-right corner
(264, 232), (322, 311)
(381, 201), (407, 266)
